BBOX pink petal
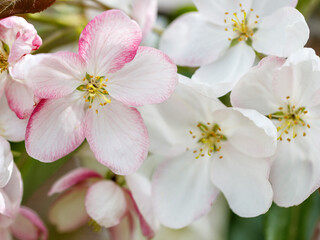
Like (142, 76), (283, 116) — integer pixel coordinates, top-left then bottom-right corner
(152, 152), (219, 229)
(26, 52), (86, 99)
(0, 94), (28, 142)
(85, 180), (127, 228)
(0, 229), (11, 240)
(107, 46), (178, 106)
(49, 168), (102, 196)
(11, 206), (48, 240)
(159, 12), (229, 67)
(0, 137), (13, 188)
(49, 186), (89, 233)
(78, 10), (142, 75)
(85, 100), (149, 175)
(5, 78), (36, 119)
(0, 16), (42, 64)
(109, 212), (135, 240)
(26, 94), (86, 162)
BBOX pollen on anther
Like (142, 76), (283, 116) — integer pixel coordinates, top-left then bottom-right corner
(192, 136), (196, 139)
(225, 28), (228, 31)
(225, 12), (229, 15)
(228, 38), (232, 41)
(96, 109), (98, 114)
(303, 132), (306, 137)
(219, 156), (223, 159)
(193, 150), (197, 153)
(286, 96), (290, 99)
(189, 131), (193, 134)
(287, 138), (291, 142)
(224, 19), (227, 23)
(256, 15), (259, 18)
(307, 124), (311, 128)
(250, 8), (254, 11)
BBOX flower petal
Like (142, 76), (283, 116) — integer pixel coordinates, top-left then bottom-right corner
(212, 108), (277, 158)
(0, 137), (13, 188)
(152, 152), (219, 229)
(159, 12), (229, 67)
(211, 143), (273, 217)
(109, 212), (135, 240)
(5, 78), (36, 119)
(11, 206), (48, 240)
(231, 56), (286, 115)
(0, 229), (11, 240)
(253, 7), (309, 57)
(26, 52), (86, 99)
(251, 0), (297, 17)
(85, 100), (149, 175)
(26, 94), (86, 162)
(192, 42), (256, 97)
(0, 94), (28, 142)
(79, 10), (142, 75)
(48, 168), (102, 196)
(49, 186), (89, 233)
(85, 180), (127, 228)
(107, 46), (178, 106)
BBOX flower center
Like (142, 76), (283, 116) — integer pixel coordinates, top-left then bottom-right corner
(0, 41), (9, 73)
(77, 73), (111, 114)
(188, 122), (227, 159)
(268, 96), (310, 142)
(224, 3), (259, 42)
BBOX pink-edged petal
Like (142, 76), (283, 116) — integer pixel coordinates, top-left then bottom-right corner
(49, 186), (89, 233)
(126, 174), (159, 237)
(48, 168), (102, 196)
(212, 108), (277, 158)
(85, 180), (127, 228)
(152, 152), (219, 229)
(0, 137), (13, 188)
(231, 56), (286, 115)
(139, 76), (225, 156)
(132, 0), (158, 38)
(26, 52), (86, 99)
(159, 12), (229, 67)
(85, 100), (149, 175)
(5, 78), (36, 119)
(253, 7), (309, 57)
(192, 42), (256, 97)
(270, 133), (320, 207)
(109, 212), (135, 240)
(26, 94), (86, 162)
(11, 206), (48, 240)
(0, 164), (23, 223)
(211, 143), (273, 217)
(0, 16), (41, 64)
(107, 46), (178, 106)
(79, 10), (142, 75)
(251, 0), (297, 17)
(0, 229), (11, 240)
(0, 94), (28, 142)
(193, 0), (252, 25)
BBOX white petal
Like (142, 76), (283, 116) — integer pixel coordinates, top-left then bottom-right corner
(159, 12), (229, 67)
(193, 0), (252, 25)
(212, 108), (277, 158)
(0, 137), (13, 188)
(0, 95), (28, 142)
(152, 152), (219, 229)
(85, 181), (127, 228)
(26, 94), (86, 162)
(231, 56), (285, 115)
(85, 100), (149, 175)
(253, 7), (309, 57)
(192, 42), (256, 97)
(211, 143), (273, 217)
(107, 46), (178, 106)
(139, 77), (224, 156)
(251, 0), (297, 17)
(49, 187), (89, 233)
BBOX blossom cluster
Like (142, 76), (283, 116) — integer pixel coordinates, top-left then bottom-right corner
(0, 0), (319, 239)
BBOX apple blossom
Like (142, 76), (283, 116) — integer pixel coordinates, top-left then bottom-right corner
(0, 164), (48, 240)
(48, 167), (159, 239)
(0, 16), (41, 119)
(0, 94), (27, 188)
(231, 48), (320, 207)
(24, 10), (178, 175)
(139, 75), (277, 228)
(160, 0), (309, 97)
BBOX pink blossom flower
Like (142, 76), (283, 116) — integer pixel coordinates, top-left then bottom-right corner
(0, 164), (48, 240)
(0, 94), (27, 188)
(0, 16), (41, 119)
(48, 167), (158, 239)
(231, 48), (320, 207)
(160, 0), (309, 97)
(24, 10), (178, 175)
